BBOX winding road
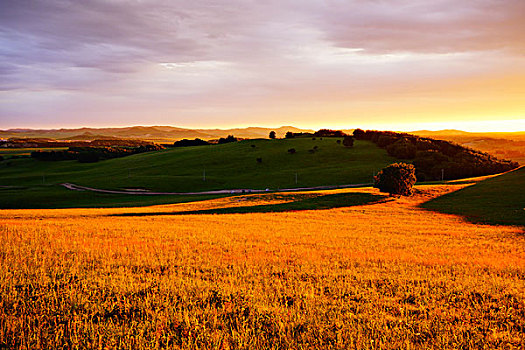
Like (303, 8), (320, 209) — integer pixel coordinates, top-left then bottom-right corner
(61, 182), (372, 196)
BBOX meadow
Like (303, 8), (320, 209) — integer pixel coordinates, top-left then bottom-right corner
(0, 148), (68, 158)
(1, 183), (523, 349)
(0, 138), (397, 208)
(423, 166), (525, 227)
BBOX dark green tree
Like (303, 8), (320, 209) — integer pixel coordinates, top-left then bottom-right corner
(269, 131), (276, 139)
(374, 163), (417, 196)
(342, 135), (354, 147)
(353, 128), (365, 139)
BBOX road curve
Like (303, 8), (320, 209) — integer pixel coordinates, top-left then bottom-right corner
(60, 182), (372, 196)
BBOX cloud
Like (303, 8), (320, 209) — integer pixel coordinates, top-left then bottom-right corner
(0, 0), (523, 128)
(315, 0), (525, 54)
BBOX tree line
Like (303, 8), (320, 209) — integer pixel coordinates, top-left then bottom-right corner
(31, 144), (164, 163)
(353, 129), (519, 181)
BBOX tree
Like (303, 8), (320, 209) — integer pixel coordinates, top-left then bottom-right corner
(386, 139), (416, 159)
(374, 163), (416, 196)
(353, 128), (365, 139)
(218, 135), (238, 144)
(173, 138), (209, 147)
(342, 135), (354, 147)
(314, 129), (346, 137)
(269, 131), (276, 139)
(285, 131), (294, 139)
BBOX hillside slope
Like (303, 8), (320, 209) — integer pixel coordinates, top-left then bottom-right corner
(421, 166), (525, 227)
(0, 125), (313, 141)
(0, 138), (397, 208)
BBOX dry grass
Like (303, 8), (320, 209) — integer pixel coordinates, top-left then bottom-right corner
(1, 185), (524, 349)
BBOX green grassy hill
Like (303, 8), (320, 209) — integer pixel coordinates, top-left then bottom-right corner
(0, 138), (397, 208)
(421, 167), (525, 227)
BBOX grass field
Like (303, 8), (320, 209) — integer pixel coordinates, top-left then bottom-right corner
(422, 166), (525, 227)
(0, 138), (398, 208)
(0, 148), (68, 158)
(0, 184), (523, 349)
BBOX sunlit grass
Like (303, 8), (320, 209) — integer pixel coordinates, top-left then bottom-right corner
(0, 185), (523, 349)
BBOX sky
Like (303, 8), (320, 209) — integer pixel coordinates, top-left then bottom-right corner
(0, 0), (524, 131)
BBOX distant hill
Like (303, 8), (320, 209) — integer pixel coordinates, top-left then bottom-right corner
(410, 129), (525, 141)
(59, 132), (121, 141)
(409, 130), (525, 164)
(0, 126), (314, 142)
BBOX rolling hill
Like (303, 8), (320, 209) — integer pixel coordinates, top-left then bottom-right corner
(0, 125), (313, 142)
(421, 166), (525, 227)
(0, 138), (396, 208)
(410, 130), (525, 164)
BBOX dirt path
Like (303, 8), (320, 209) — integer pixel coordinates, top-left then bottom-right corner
(60, 182), (372, 196)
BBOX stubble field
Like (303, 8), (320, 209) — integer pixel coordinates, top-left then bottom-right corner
(1, 185), (524, 349)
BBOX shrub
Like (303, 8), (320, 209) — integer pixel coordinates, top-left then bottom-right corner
(374, 163), (417, 196)
(0, 156), (3, 162)
(287, 148), (296, 154)
(342, 136), (354, 147)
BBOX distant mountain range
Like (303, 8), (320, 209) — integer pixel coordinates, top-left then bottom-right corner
(2, 125), (524, 164)
(2, 125), (525, 142)
(0, 126), (313, 141)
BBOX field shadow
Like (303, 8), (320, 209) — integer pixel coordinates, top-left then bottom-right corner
(113, 192), (388, 217)
(420, 186), (525, 229)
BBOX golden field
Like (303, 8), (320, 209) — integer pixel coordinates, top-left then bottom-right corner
(0, 185), (524, 349)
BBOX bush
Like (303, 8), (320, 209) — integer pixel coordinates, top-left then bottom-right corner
(256, 157), (262, 163)
(374, 163), (417, 196)
(287, 148), (296, 154)
(342, 136), (354, 147)
(0, 155), (3, 162)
